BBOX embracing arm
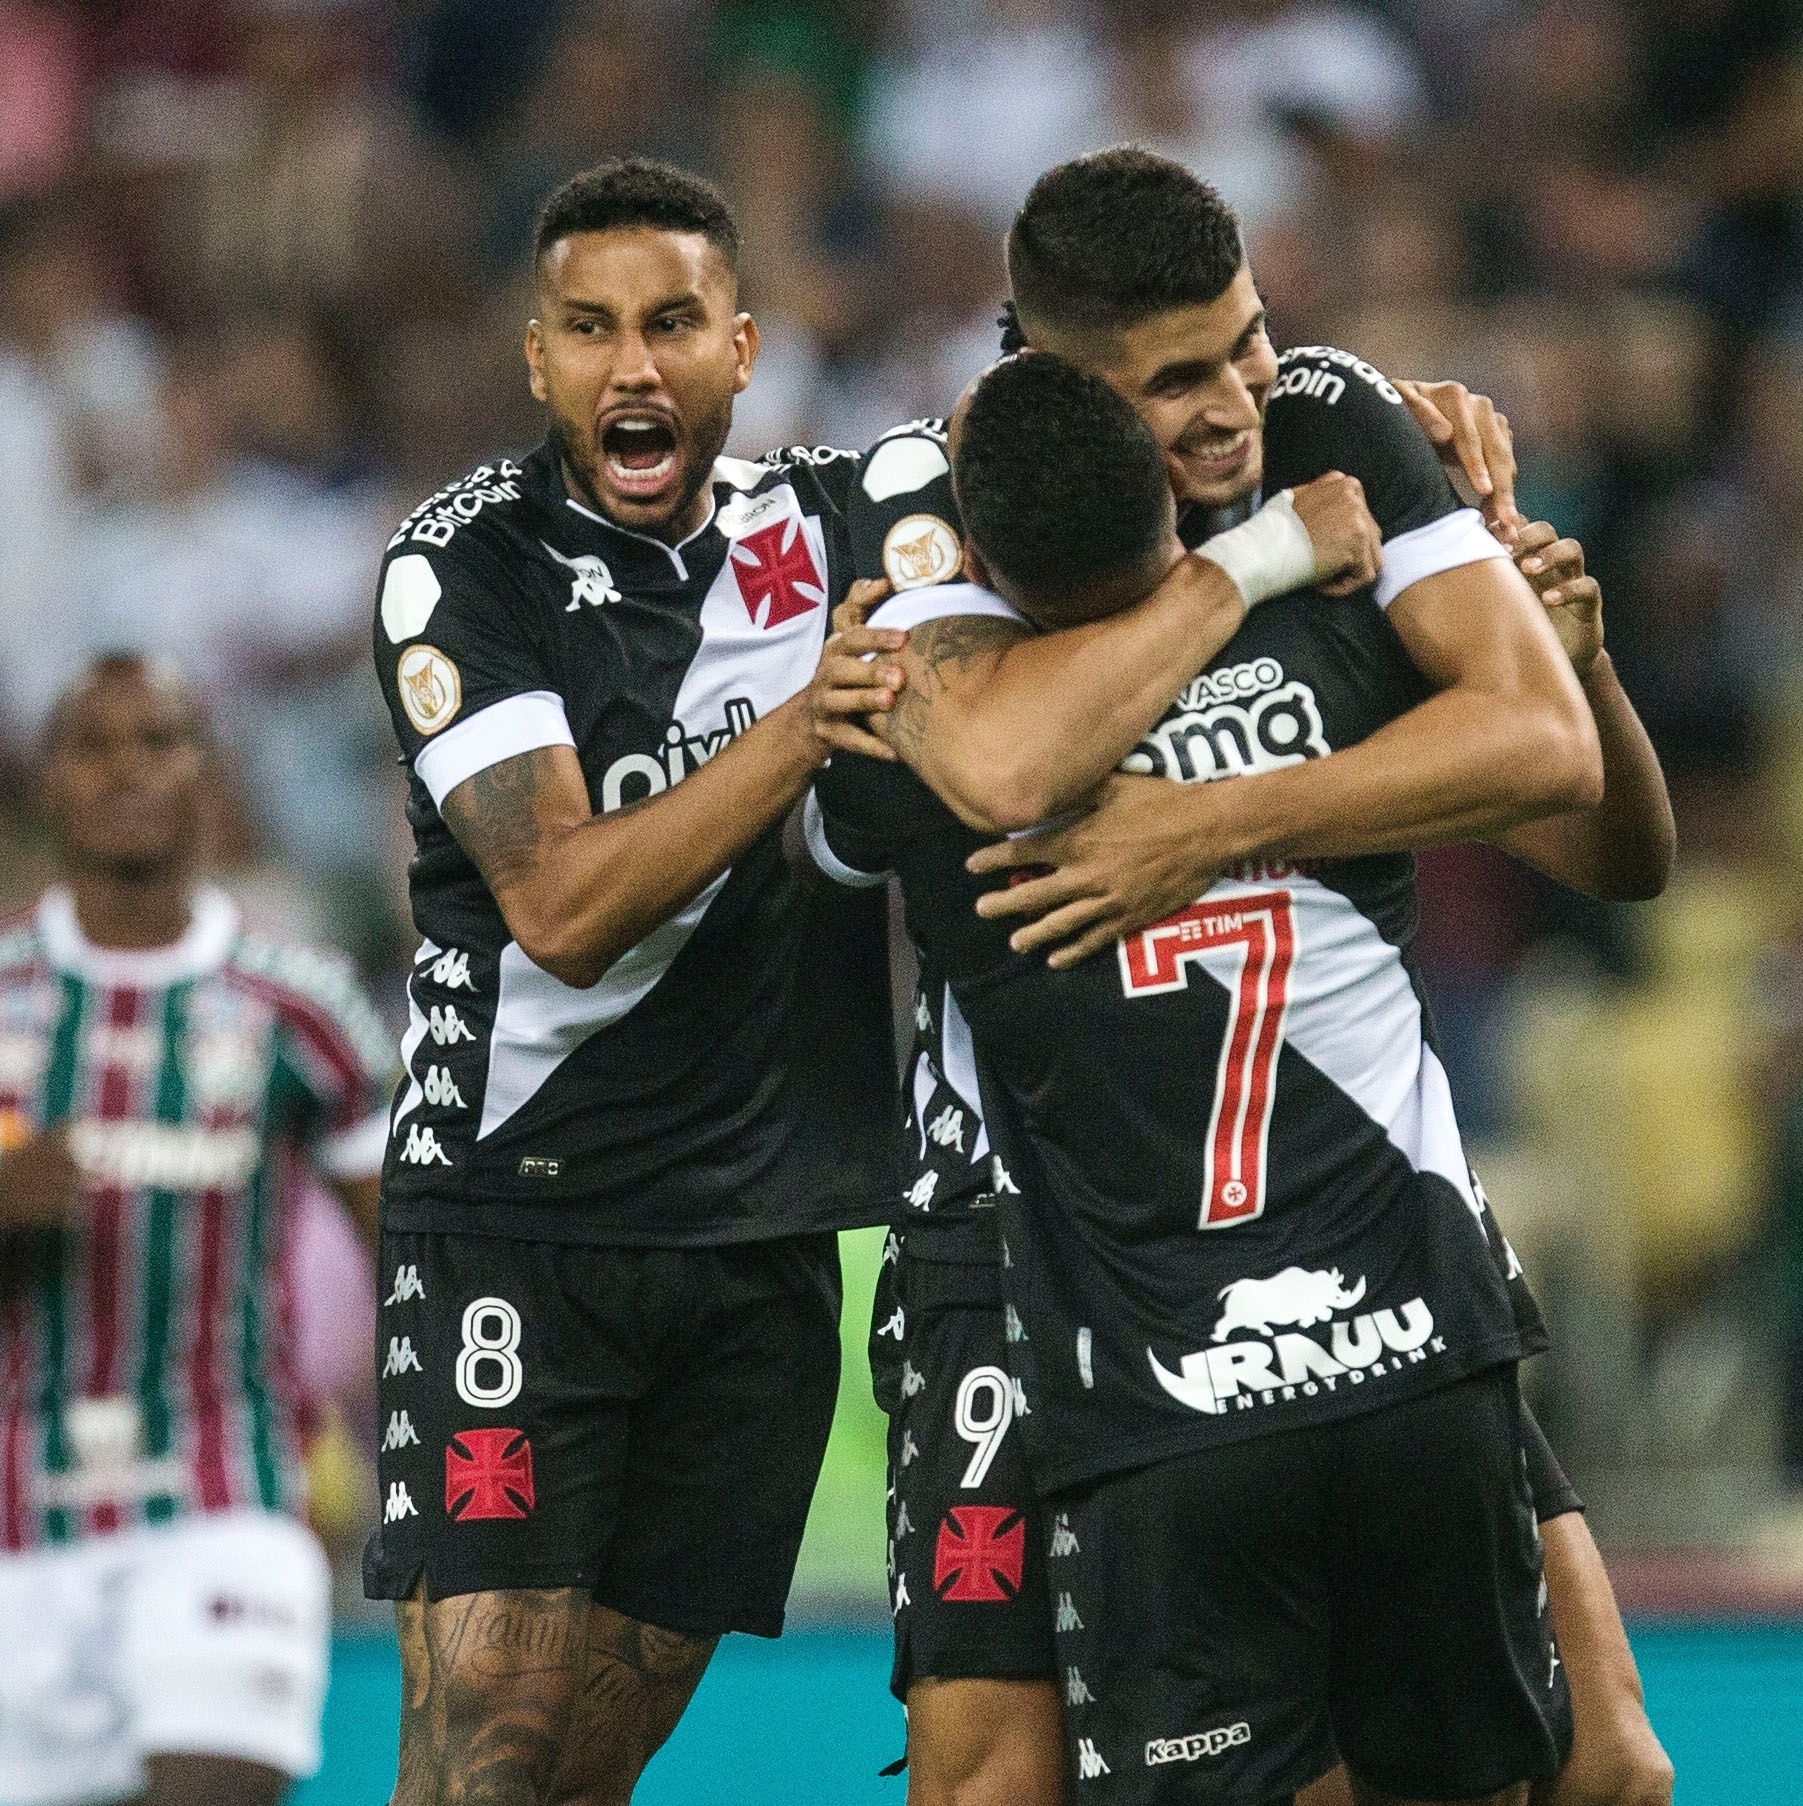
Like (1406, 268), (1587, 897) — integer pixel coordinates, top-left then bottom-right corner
(881, 475), (1382, 833)
(442, 624), (903, 989)
(1187, 554), (1603, 864)
(1490, 524), (1673, 901)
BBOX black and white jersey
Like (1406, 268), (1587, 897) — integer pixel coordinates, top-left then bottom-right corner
(374, 439), (894, 1244)
(815, 349), (1545, 1491)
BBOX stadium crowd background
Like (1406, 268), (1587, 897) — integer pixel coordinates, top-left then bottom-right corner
(1, 0), (1801, 1615)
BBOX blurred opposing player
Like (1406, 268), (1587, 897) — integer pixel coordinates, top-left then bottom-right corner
(0, 654), (394, 1806)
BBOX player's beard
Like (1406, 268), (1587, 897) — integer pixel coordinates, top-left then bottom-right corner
(548, 392), (734, 540)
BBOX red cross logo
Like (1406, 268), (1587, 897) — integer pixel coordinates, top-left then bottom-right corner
(444, 1428), (535, 1521)
(729, 516), (825, 629)
(933, 1505), (1026, 1602)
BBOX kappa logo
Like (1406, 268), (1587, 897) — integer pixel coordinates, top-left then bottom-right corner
(905, 1172), (939, 1209)
(730, 515), (826, 629)
(422, 1065), (466, 1108)
(1077, 1739), (1111, 1780)
(542, 541), (622, 610)
(1005, 1303), (1026, 1344)
(926, 1105), (965, 1153)
(900, 1361), (925, 1399)
(445, 1427), (535, 1521)
(1214, 1267), (1366, 1341)
(894, 1501), (914, 1537)
(382, 1410), (421, 1452)
(1148, 1267), (1443, 1418)
(1049, 1513), (1080, 1558)
(400, 1123), (452, 1167)
(430, 948), (475, 991)
(914, 993), (932, 1032)
(877, 1305), (905, 1341)
(428, 1005), (474, 1046)
(1055, 1591), (1084, 1632)
(899, 1431), (921, 1468)
(1066, 1667), (1097, 1706)
(385, 1264), (425, 1306)
(1146, 1722), (1251, 1767)
(892, 1574), (911, 1615)
(990, 1157), (1019, 1195)
(383, 1336), (423, 1377)
(882, 1230), (901, 1267)
(383, 1481), (418, 1523)
(933, 1505), (1026, 1602)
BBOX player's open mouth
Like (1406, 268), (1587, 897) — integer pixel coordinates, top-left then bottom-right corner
(600, 413), (680, 500)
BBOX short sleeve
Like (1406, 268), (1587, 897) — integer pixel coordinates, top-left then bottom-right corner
(246, 941), (400, 1181)
(1262, 348), (1508, 609)
(847, 421), (970, 590)
(373, 509), (574, 808)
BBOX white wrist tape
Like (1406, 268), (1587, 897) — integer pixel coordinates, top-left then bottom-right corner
(1196, 489), (1316, 609)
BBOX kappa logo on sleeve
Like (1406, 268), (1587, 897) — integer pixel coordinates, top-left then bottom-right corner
(445, 1428), (535, 1521)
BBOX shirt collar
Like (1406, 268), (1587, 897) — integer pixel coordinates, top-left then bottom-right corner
(37, 885), (240, 987)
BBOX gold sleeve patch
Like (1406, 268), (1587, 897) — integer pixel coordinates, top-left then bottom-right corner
(882, 514), (963, 591)
(397, 645), (462, 736)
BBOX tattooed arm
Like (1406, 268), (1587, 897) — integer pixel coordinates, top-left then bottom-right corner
(881, 555), (1249, 835)
(439, 622), (906, 989)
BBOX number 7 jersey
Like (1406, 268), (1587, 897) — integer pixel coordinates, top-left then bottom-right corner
(814, 349), (1547, 1493)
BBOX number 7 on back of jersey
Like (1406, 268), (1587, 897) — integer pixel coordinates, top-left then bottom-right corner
(1118, 891), (1296, 1229)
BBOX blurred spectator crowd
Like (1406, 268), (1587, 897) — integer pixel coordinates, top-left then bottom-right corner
(2, 0), (1802, 1548)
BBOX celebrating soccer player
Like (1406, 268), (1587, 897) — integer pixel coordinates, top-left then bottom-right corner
(820, 149), (1673, 1806)
(0, 655), (394, 1806)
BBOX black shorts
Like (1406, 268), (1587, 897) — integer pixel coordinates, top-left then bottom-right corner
(1050, 1366), (1572, 1804)
(362, 1227), (841, 1638)
(870, 1220), (1057, 1701)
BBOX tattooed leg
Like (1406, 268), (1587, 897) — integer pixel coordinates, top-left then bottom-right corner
(392, 1585), (586, 1806)
(547, 1605), (718, 1806)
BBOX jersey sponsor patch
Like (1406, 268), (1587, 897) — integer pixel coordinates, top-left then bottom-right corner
(883, 514), (962, 591)
(397, 645), (462, 736)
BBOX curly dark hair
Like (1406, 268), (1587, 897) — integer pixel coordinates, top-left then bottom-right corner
(533, 157), (739, 272)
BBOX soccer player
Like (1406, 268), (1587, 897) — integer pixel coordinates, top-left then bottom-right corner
(362, 157), (950, 1806)
(0, 654), (394, 1806)
(817, 152), (1671, 1806)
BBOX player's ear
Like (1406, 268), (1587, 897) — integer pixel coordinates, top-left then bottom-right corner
(525, 319), (548, 404)
(732, 312), (760, 396)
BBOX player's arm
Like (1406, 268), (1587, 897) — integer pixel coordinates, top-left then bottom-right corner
(879, 476), (1381, 833)
(442, 634), (898, 989)
(1492, 524), (1674, 902)
(0, 1124), (76, 1301)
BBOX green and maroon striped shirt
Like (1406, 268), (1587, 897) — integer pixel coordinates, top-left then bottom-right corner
(0, 887), (394, 1550)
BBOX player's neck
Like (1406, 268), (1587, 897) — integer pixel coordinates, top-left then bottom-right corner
(555, 451), (713, 548)
(64, 867), (197, 952)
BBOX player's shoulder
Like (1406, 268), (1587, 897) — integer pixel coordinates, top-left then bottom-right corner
(1272, 343), (1409, 413)
(228, 929), (394, 1077)
(383, 453), (538, 568)
(738, 441), (864, 512)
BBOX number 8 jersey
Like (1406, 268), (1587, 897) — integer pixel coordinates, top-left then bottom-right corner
(815, 349), (1547, 1494)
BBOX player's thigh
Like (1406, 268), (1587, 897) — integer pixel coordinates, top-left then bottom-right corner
(364, 1231), (644, 1609)
(1319, 1366), (1565, 1803)
(125, 1510), (330, 1787)
(0, 1536), (140, 1806)
(906, 1677), (1069, 1806)
(880, 1237), (1055, 1715)
(1048, 1437), (1339, 1806)
(596, 1234), (842, 1640)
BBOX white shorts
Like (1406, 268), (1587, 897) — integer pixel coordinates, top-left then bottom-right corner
(0, 1509), (331, 1806)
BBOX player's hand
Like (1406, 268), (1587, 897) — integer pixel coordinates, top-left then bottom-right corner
(1514, 520), (1604, 676)
(803, 611), (908, 763)
(1289, 472), (1384, 597)
(1395, 378), (1526, 546)
(0, 1121), (79, 1232)
(966, 774), (1221, 966)
(832, 577), (892, 637)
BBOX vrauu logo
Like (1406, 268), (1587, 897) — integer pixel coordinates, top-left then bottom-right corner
(1147, 1265), (1444, 1416)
